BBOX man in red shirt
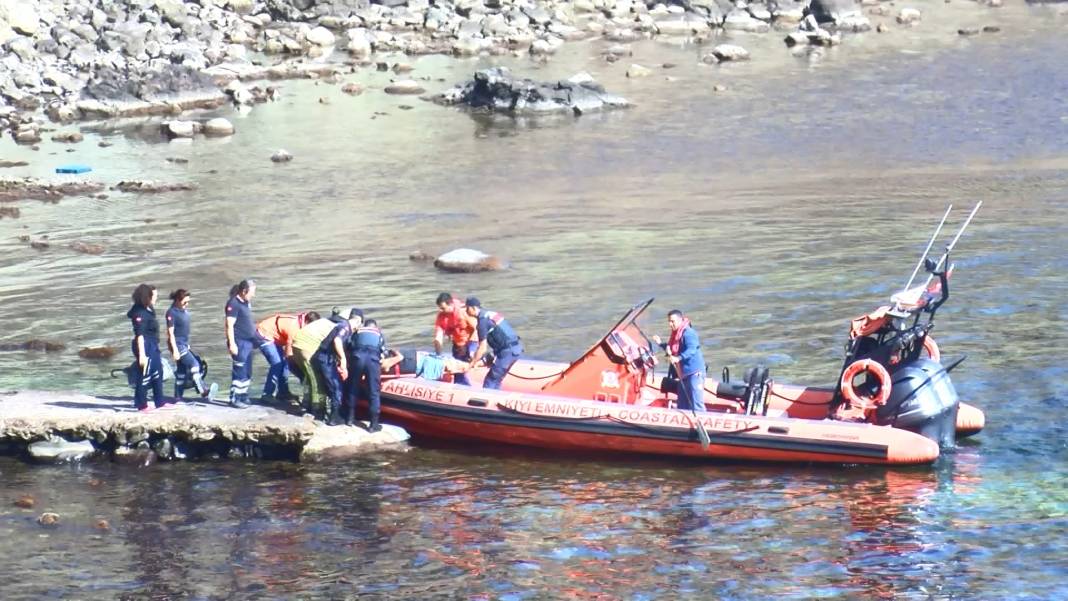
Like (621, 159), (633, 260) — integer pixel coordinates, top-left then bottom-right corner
(434, 292), (478, 385)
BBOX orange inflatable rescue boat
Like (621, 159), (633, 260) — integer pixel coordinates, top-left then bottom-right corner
(380, 205), (984, 466)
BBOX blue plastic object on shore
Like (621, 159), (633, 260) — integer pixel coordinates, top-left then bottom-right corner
(56, 164), (92, 174)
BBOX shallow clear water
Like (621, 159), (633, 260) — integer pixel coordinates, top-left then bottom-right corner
(1, 5), (1067, 598)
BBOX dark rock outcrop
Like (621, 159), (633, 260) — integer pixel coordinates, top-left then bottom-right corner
(431, 68), (629, 116)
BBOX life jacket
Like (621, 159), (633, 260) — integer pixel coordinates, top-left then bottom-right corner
(480, 310), (519, 353)
(350, 326), (384, 356)
(257, 313), (305, 346)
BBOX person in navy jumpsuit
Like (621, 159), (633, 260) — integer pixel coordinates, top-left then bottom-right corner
(224, 280), (265, 409)
(127, 283), (167, 411)
(165, 289), (214, 401)
(465, 297), (523, 390)
(346, 318), (386, 431)
(314, 308), (363, 425)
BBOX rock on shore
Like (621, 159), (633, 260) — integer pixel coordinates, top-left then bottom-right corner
(431, 68), (629, 116)
(0, 0), (1026, 134)
(0, 390), (410, 463)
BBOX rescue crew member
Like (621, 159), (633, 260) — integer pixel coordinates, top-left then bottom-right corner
(165, 289), (216, 402)
(256, 311), (311, 404)
(346, 318), (389, 431)
(224, 279), (265, 409)
(433, 292), (478, 386)
(466, 297), (523, 390)
(289, 311), (330, 416)
(127, 283), (167, 411)
(314, 308), (363, 425)
(652, 309), (706, 412)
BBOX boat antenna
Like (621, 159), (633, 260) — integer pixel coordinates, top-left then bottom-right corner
(901, 204), (952, 294)
(924, 201), (983, 284)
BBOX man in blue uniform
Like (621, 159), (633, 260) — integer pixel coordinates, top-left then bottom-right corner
(314, 308), (363, 425)
(224, 279), (265, 409)
(466, 297), (523, 390)
(653, 309), (706, 412)
(346, 318), (387, 431)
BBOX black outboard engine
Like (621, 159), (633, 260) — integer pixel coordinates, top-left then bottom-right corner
(874, 358), (959, 448)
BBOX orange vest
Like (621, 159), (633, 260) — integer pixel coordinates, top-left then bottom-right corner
(257, 313), (305, 346)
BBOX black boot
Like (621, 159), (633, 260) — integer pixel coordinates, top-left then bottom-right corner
(367, 414), (381, 433)
(327, 403), (343, 426)
(344, 403), (355, 427)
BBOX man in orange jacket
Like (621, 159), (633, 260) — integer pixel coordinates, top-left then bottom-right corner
(433, 293), (478, 385)
(256, 312), (311, 403)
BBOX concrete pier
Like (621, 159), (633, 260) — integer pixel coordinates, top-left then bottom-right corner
(0, 390), (409, 463)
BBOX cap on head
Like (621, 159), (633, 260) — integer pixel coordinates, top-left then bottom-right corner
(349, 308), (364, 320)
(465, 296), (481, 308)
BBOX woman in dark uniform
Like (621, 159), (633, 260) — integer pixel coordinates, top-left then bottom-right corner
(165, 289), (216, 402)
(127, 283), (167, 411)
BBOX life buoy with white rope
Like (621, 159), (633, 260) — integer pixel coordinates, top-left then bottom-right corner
(922, 336), (940, 363)
(840, 359), (892, 409)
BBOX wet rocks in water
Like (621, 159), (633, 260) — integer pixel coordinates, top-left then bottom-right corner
(896, 8), (922, 25)
(408, 250), (434, 262)
(37, 512), (60, 527)
(30, 239), (50, 250)
(271, 149), (293, 163)
(704, 44), (751, 63)
(809, 0), (872, 31)
(78, 346), (118, 360)
(384, 80), (426, 95)
(0, 339), (65, 352)
(0, 206), (20, 219)
(28, 437), (96, 463)
(0, 160), (30, 168)
(69, 241), (106, 255)
(431, 68), (629, 117)
(112, 180), (195, 193)
(94, 518), (110, 531)
(51, 132), (84, 144)
(626, 64), (652, 78)
(958, 28), (980, 36)
(163, 120), (199, 138)
(434, 248), (508, 273)
(14, 495), (35, 509)
(203, 118), (235, 136)
(341, 83), (364, 96)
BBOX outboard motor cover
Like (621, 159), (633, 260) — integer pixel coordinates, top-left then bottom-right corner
(875, 358), (959, 448)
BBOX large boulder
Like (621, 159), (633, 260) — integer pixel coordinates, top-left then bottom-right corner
(434, 248), (508, 273)
(28, 437), (96, 463)
(203, 117), (235, 136)
(0, 0), (39, 36)
(83, 65), (219, 102)
(808, 0), (871, 30)
(430, 67), (630, 116)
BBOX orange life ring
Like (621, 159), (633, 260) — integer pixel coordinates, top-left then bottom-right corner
(922, 336), (940, 363)
(840, 359), (892, 409)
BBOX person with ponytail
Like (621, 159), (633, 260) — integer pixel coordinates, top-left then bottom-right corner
(127, 283), (167, 411)
(165, 289), (217, 402)
(224, 279), (263, 409)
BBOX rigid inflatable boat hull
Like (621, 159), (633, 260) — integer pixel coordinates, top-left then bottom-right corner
(380, 379), (940, 466)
